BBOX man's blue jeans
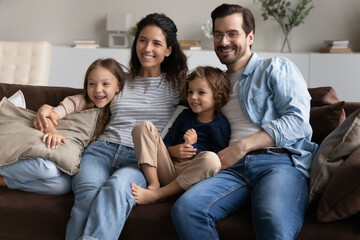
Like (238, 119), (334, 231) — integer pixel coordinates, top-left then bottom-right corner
(171, 151), (309, 240)
(65, 140), (146, 240)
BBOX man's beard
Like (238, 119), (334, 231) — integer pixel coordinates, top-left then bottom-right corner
(216, 45), (243, 66)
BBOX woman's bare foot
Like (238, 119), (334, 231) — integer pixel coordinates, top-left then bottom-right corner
(131, 183), (160, 205)
(0, 176), (7, 187)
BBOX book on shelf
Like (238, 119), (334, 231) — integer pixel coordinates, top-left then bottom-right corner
(73, 44), (99, 49)
(323, 40), (349, 49)
(178, 40), (201, 45)
(73, 40), (99, 48)
(178, 40), (202, 51)
(320, 47), (352, 53)
(180, 45), (202, 51)
(74, 40), (97, 44)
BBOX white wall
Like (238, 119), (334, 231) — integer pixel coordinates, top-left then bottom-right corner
(0, 0), (359, 52)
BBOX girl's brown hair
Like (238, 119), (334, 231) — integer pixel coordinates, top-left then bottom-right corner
(184, 66), (230, 112)
(82, 58), (126, 142)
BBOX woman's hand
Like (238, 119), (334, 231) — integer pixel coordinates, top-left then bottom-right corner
(33, 104), (58, 132)
(183, 128), (197, 145)
(168, 144), (197, 159)
(42, 131), (67, 149)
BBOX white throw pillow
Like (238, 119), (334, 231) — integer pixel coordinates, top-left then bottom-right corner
(8, 90), (26, 108)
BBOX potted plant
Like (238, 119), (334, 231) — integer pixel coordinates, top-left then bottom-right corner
(255, 0), (314, 52)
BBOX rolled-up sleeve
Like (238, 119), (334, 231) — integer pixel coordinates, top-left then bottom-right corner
(261, 58), (312, 147)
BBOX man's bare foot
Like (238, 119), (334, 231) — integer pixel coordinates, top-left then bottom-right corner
(130, 183), (160, 205)
(0, 176), (7, 187)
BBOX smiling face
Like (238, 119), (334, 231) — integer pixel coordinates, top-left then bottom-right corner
(213, 13), (253, 73)
(86, 66), (120, 109)
(187, 77), (216, 122)
(136, 25), (172, 77)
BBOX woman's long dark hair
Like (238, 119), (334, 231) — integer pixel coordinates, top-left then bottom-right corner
(129, 13), (188, 91)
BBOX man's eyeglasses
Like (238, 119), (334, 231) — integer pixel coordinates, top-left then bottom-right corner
(213, 30), (240, 42)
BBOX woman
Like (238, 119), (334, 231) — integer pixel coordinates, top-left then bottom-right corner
(62, 13), (187, 240)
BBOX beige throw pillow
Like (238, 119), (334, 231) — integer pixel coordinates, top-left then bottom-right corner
(0, 97), (99, 175)
(317, 146), (360, 222)
(309, 108), (360, 203)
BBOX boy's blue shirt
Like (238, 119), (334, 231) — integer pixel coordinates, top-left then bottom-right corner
(163, 108), (230, 154)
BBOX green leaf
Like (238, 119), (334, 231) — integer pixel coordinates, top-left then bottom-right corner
(254, 0), (313, 33)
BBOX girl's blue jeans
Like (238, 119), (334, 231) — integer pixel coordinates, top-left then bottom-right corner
(65, 140), (146, 240)
(0, 157), (70, 195)
(171, 151), (309, 240)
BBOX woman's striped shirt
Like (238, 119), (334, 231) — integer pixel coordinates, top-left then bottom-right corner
(98, 74), (181, 148)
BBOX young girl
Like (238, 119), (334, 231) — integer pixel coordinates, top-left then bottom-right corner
(0, 58), (125, 194)
(130, 66), (230, 204)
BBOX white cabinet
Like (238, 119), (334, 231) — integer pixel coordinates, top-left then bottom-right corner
(49, 46), (359, 101)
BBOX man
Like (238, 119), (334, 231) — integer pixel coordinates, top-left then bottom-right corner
(171, 3), (318, 240)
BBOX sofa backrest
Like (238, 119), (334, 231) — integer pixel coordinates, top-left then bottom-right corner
(0, 83), (82, 111)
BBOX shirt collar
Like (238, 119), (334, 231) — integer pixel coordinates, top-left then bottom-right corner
(243, 52), (260, 76)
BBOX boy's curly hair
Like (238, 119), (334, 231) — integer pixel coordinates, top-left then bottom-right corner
(184, 66), (230, 112)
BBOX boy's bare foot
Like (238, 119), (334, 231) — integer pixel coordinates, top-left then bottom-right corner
(0, 176), (7, 187)
(130, 183), (160, 205)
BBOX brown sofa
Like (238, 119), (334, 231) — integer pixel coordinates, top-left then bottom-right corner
(1, 82), (360, 240)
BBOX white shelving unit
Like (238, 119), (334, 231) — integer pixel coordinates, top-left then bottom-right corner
(49, 46), (360, 101)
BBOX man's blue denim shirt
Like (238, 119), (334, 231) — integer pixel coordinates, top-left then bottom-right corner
(236, 53), (318, 177)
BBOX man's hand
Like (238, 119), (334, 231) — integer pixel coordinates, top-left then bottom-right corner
(168, 144), (197, 159)
(33, 104), (58, 132)
(218, 131), (276, 170)
(183, 128), (197, 145)
(218, 143), (247, 170)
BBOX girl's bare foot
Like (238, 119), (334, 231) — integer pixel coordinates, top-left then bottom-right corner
(147, 183), (160, 190)
(130, 183), (160, 205)
(0, 176), (7, 187)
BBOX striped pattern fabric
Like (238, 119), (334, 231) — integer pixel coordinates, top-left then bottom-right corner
(98, 74), (181, 148)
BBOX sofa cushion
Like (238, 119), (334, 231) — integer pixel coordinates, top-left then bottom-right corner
(0, 98), (98, 175)
(310, 101), (346, 145)
(309, 108), (360, 203)
(317, 146), (360, 222)
(308, 86), (340, 107)
(0, 188), (73, 240)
